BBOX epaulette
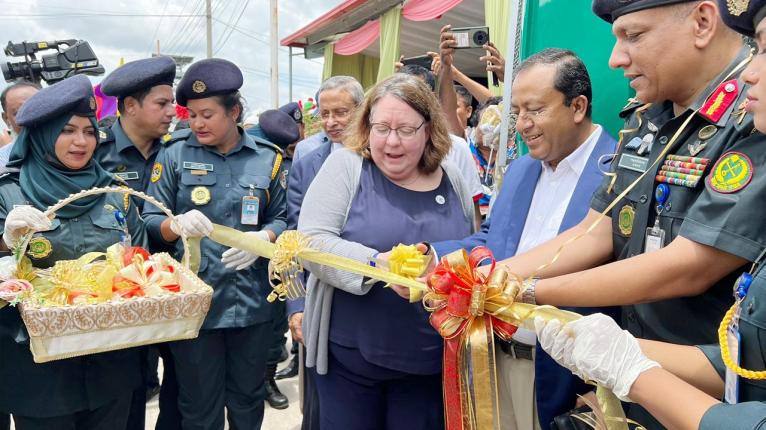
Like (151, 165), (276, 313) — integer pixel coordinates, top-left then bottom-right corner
(164, 128), (193, 146)
(253, 140), (285, 181)
(619, 98), (649, 118)
(98, 127), (115, 144)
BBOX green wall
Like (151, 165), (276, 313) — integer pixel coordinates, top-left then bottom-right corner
(519, 0), (632, 150)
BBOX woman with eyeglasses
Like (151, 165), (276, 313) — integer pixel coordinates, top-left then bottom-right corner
(297, 74), (476, 429)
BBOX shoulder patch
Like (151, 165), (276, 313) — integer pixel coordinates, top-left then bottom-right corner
(98, 127), (115, 144)
(151, 162), (163, 183)
(708, 151), (753, 193)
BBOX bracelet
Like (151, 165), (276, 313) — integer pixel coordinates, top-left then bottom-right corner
(521, 278), (539, 305)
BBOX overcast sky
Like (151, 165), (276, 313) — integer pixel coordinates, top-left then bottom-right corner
(0, 0), (344, 124)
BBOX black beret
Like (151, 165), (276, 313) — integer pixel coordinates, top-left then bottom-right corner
(176, 58), (243, 107)
(16, 74), (95, 127)
(719, 0), (766, 37)
(279, 102), (303, 124)
(592, 0), (696, 23)
(100, 56), (176, 97)
(259, 109), (300, 149)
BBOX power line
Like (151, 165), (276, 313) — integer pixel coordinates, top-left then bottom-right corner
(210, 20), (323, 66)
(163, 0), (206, 53)
(147, 1), (172, 54)
(214, 0), (251, 55)
(161, 0), (198, 52)
(176, 0), (225, 57)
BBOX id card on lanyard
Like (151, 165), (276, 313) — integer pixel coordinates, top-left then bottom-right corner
(645, 184), (669, 253)
(241, 184), (260, 226)
(725, 270), (756, 404)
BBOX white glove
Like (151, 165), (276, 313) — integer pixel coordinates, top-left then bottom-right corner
(170, 210), (213, 238)
(3, 206), (52, 248)
(535, 313), (660, 401)
(535, 318), (579, 377)
(221, 230), (270, 271)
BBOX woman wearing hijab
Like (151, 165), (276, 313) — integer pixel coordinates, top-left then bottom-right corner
(0, 74), (146, 429)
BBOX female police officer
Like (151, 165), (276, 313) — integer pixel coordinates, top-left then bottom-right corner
(144, 58), (287, 430)
(0, 74), (146, 429)
(534, 3), (766, 428)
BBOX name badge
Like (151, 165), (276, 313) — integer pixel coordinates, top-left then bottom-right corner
(115, 171), (139, 181)
(182, 161), (214, 172)
(618, 153), (649, 173)
(241, 196), (259, 225)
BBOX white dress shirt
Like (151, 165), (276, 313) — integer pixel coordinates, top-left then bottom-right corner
(512, 125), (602, 345)
(447, 134), (483, 200)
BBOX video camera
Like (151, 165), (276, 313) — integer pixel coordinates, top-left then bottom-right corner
(1, 39), (105, 84)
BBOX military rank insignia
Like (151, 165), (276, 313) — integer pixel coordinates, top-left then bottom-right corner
(27, 236), (52, 259)
(618, 205), (635, 236)
(726, 0), (749, 16)
(708, 151), (753, 193)
(150, 163), (163, 183)
(699, 79), (738, 123)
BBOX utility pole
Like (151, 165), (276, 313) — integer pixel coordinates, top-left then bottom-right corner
(206, 0), (213, 58)
(270, 0), (279, 108)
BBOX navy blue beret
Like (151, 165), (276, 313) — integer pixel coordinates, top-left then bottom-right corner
(719, 0), (766, 37)
(259, 109), (300, 149)
(592, 0), (695, 23)
(176, 58), (243, 107)
(101, 56), (176, 97)
(16, 74), (95, 127)
(279, 102), (303, 124)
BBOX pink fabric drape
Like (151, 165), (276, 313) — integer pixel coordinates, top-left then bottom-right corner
(334, 19), (380, 55)
(401, 0), (463, 21)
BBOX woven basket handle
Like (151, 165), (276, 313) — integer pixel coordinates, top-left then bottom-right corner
(21, 187), (191, 269)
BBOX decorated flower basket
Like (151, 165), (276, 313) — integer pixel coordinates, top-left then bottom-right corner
(10, 187), (213, 363)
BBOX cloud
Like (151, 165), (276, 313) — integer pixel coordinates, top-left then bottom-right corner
(0, 0), (343, 122)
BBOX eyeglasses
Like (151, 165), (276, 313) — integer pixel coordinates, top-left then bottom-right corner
(513, 108), (546, 123)
(369, 121), (426, 140)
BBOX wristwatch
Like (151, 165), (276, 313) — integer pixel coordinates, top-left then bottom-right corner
(521, 277), (539, 305)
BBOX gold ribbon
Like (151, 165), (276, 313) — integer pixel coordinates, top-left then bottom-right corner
(204, 225), (425, 302)
(194, 230), (629, 430)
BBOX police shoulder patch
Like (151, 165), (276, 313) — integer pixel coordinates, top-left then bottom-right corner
(27, 236), (52, 259)
(708, 151), (753, 193)
(151, 162), (163, 183)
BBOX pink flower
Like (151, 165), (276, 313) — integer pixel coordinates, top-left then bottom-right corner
(0, 279), (33, 302)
